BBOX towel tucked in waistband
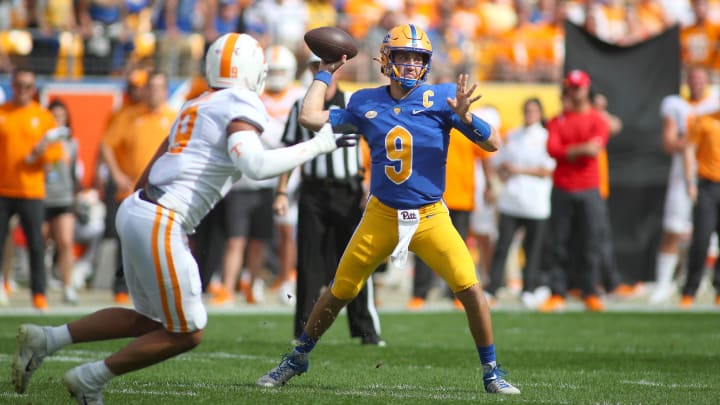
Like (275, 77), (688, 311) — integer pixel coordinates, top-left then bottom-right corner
(389, 208), (420, 268)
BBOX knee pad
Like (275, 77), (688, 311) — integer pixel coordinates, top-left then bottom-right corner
(331, 277), (361, 301)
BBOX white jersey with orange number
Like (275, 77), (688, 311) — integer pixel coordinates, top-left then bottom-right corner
(148, 87), (270, 232)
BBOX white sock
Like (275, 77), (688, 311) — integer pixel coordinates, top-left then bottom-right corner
(656, 253), (678, 288)
(44, 325), (72, 355)
(76, 360), (115, 389)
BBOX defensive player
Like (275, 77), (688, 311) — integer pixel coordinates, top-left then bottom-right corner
(210, 44), (305, 306)
(11, 33), (354, 404)
(258, 23), (520, 394)
(651, 66), (719, 304)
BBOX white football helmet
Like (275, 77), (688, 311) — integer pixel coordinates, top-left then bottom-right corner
(205, 33), (268, 94)
(265, 45), (297, 92)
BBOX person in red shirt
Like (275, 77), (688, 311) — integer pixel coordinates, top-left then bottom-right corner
(539, 69), (610, 312)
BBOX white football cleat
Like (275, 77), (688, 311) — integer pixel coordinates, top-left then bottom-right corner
(63, 367), (105, 405)
(12, 324), (48, 394)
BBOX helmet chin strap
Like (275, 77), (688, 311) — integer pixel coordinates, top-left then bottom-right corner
(397, 78), (419, 90)
(391, 63), (426, 89)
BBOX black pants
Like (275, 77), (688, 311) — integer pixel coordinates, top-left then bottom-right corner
(567, 198), (624, 292)
(546, 187), (605, 297)
(412, 210), (470, 299)
(191, 199), (227, 292)
(110, 198), (128, 295)
(598, 199), (624, 290)
(486, 213), (547, 295)
(99, 178), (128, 294)
(294, 180), (380, 339)
(683, 179), (720, 296)
(0, 197), (47, 294)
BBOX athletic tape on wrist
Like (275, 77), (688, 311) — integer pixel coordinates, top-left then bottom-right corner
(314, 71), (332, 86)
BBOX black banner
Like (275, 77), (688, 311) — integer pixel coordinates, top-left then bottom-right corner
(564, 21), (680, 186)
(564, 22), (681, 281)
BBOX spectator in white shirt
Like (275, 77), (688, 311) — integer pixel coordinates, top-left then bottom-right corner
(484, 98), (555, 308)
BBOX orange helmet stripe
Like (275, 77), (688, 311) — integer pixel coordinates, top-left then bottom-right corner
(220, 33), (239, 78)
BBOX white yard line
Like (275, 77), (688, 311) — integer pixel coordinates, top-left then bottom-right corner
(622, 380), (710, 389)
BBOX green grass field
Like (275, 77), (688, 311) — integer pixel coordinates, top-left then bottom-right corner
(1, 311), (719, 404)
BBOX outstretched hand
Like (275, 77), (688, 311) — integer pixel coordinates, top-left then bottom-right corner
(313, 127), (358, 154)
(447, 74), (483, 123)
(333, 123), (360, 148)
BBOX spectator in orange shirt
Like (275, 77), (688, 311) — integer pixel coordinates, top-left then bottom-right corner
(680, 0), (720, 75)
(104, 71), (176, 201)
(631, 0), (672, 42)
(493, 0), (543, 82)
(98, 69), (147, 226)
(0, 68), (62, 310)
(533, 1), (566, 83)
(681, 107), (720, 308)
(101, 72), (167, 203)
(100, 69), (148, 205)
(342, 0), (386, 42)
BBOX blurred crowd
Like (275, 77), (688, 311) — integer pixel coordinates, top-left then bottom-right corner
(1, 0), (720, 83)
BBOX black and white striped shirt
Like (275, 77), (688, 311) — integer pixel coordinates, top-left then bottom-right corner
(281, 89), (364, 184)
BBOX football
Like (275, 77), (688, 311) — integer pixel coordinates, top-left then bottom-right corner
(303, 26), (358, 63)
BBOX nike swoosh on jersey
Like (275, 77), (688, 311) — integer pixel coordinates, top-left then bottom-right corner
(412, 109), (425, 115)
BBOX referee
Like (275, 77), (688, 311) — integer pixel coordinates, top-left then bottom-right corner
(274, 54), (384, 345)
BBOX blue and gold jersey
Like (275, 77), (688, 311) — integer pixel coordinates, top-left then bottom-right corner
(329, 83), (458, 209)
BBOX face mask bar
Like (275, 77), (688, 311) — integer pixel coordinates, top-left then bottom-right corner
(387, 51), (431, 89)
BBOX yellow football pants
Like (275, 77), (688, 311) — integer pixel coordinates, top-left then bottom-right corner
(331, 196), (479, 300)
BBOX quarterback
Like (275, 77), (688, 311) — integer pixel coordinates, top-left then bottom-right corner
(258, 23), (520, 394)
(11, 33), (353, 404)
